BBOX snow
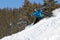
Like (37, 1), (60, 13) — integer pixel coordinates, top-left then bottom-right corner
(1, 8), (60, 40)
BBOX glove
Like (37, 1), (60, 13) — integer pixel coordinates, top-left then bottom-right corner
(31, 13), (34, 16)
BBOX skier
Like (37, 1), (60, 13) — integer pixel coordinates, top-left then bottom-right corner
(31, 8), (43, 24)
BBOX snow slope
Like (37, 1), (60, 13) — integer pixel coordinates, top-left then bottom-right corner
(1, 8), (60, 40)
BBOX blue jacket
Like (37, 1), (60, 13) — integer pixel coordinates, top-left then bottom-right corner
(31, 9), (43, 18)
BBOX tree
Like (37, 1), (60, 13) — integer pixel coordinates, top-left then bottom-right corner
(43, 0), (58, 17)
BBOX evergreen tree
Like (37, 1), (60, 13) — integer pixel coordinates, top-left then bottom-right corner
(43, 0), (57, 17)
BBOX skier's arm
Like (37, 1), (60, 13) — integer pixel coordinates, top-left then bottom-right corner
(40, 8), (50, 17)
(31, 11), (36, 16)
(31, 12), (34, 16)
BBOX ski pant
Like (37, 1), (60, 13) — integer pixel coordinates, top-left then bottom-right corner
(34, 17), (42, 24)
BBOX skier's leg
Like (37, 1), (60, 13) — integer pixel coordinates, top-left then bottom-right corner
(34, 18), (37, 24)
(34, 18), (39, 24)
(34, 17), (43, 24)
